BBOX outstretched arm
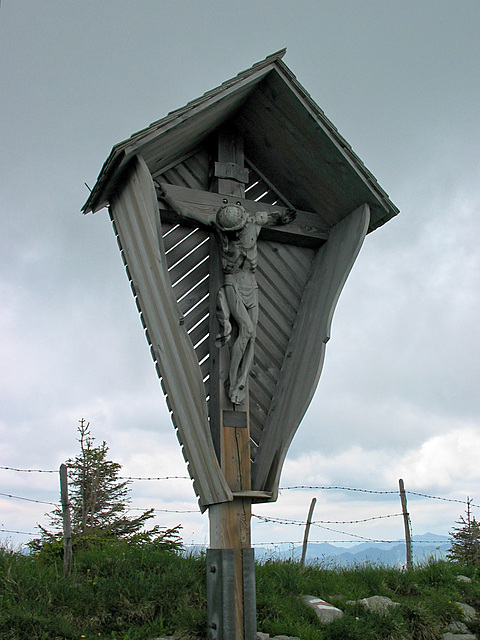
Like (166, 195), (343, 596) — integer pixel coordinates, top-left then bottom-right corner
(156, 182), (214, 228)
(264, 208), (297, 226)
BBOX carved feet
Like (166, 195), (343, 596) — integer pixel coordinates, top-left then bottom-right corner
(224, 378), (246, 405)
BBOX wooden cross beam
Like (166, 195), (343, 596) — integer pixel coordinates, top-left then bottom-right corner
(156, 182), (329, 248)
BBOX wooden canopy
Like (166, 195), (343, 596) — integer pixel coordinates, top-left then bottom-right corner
(83, 51), (398, 510)
(83, 49), (397, 229)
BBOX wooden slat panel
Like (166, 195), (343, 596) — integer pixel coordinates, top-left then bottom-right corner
(185, 150), (210, 189)
(167, 239), (210, 285)
(255, 191), (279, 205)
(255, 324), (287, 369)
(195, 335), (210, 363)
(163, 224), (190, 252)
(257, 294), (291, 344)
(188, 318), (209, 348)
(183, 296), (210, 332)
(252, 203), (370, 497)
(251, 359), (276, 395)
(177, 277), (209, 314)
(256, 271), (297, 326)
(110, 156), (232, 508)
(281, 242), (315, 276)
(172, 258), (210, 300)
(258, 243), (306, 296)
(165, 229), (207, 268)
(257, 257), (301, 309)
(249, 382), (272, 418)
(200, 355), (210, 380)
(245, 180), (270, 202)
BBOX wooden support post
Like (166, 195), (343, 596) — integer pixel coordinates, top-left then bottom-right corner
(60, 463), (72, 578)
(300, 497), (317, 569)
(208, 124), (255, 640)
(399, 478), (413, 570)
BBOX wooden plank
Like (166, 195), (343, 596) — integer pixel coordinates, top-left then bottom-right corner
(216, 125), (245, 197)
(167, 239), (210, 285)
(183, 296), (210, 332)
(158, 182), (329, 246)
(208, 127), (254, 640)
(172, 258), (210, 300)
(177, 276), (209, 313)
(248, 384), (272, 420)
(272, 242), (314, 281)
(256, 295), (291, 344)
(162, 224), (189, 252)
(250, 366), (275, 402)
(257, 271), (297, 326)
(258, 243), (307, 295)
(188, 318), (209, 349)
(245, 180), (271, 202)
(194, 333), (210, 363)
(110, 156), (232, 509)
(252, 203), (370, 497)
(165, 228), (208, 269)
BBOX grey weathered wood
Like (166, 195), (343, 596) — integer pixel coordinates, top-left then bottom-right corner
(158, 183), (329, 247)
(60, 463), (72, 578)
(252, 204), (371, 496)
(110, 155), (232, 509)
(300, 497), (317, 569)
(399, 478), (413, 570)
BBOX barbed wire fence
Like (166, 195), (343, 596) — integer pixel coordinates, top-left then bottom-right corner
(0, 465), (476, 555)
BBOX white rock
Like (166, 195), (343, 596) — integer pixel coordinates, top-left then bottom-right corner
(356, 595), (400, 615)
(302, 595), (343, 623)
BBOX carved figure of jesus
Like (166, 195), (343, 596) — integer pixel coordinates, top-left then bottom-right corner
(213, 203), (295, 404)
(158, 186), (295, 404)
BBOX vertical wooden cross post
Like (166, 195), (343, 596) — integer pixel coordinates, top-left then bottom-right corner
(207, 126), (255, 640)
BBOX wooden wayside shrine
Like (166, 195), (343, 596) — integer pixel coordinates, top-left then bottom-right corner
(83, 50), (398, 640)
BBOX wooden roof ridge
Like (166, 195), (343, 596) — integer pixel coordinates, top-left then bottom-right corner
(82, 50), (287, 214)
(83, 49), (398, 225)
(273, 58), (397, 219)
(130, 49), (288, 143)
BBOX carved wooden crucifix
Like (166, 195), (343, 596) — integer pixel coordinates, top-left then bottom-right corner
(152, 125), (359, 640)
(84, 51), (398, 640)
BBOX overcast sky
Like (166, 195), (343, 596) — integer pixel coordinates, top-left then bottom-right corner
(1, 0), (479, 553)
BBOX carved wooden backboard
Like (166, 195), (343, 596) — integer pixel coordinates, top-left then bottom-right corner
(109, 150), (369, 510)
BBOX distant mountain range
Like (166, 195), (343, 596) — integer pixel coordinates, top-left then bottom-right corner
(187, 533), (451, 567)
(253, 533), (451, 567)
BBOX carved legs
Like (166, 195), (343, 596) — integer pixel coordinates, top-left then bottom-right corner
(221, 285), (258, 405)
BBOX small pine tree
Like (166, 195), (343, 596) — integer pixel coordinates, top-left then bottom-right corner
(31, 419), (182, 551)
(448, 498), (480, 566)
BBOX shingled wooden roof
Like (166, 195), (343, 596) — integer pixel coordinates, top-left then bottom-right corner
(83, 50), (398, 233)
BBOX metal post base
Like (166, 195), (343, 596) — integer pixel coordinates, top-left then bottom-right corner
(207, 548), (256, 640)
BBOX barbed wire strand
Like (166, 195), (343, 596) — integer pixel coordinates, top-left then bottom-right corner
(1, 466), (477, 507)
(0, 528), (37, 536)
(251, 538), (450, 547)
(253, 513), (403, 526)
(0, 466), (56, 473)
(0, 492), (56, 506)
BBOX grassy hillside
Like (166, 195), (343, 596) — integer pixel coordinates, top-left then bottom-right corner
(1, 540), (479, 640)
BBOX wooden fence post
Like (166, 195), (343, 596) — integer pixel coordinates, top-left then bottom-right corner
(60, 463), (72, 577)
(399, 478), (413, 569)
(300, 497), (317, 569)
